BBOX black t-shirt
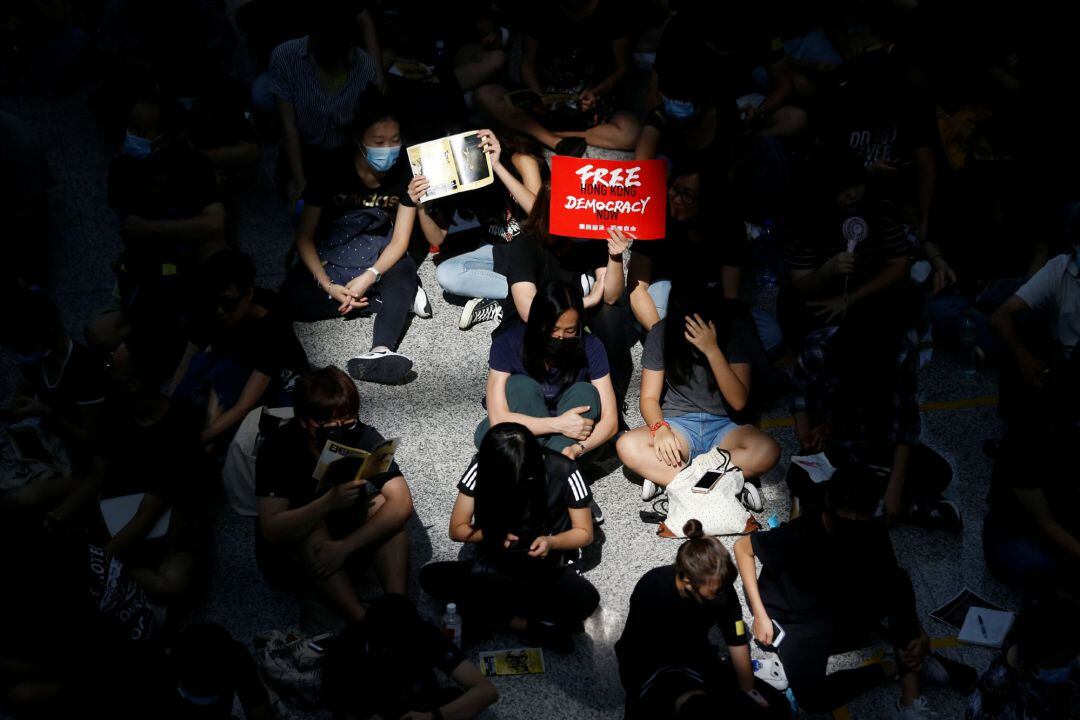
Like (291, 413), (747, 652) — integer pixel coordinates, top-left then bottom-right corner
(20, 341), (106, 434)
(107, 144), (220, 220)
(642, 102), (739, 169)
(302, 148), (415, 240)
(786, 196), (911, 295)
(616, 565), (749, 685)
(255, 418), (403, 512)
(457, 448), (592, 537)
(525, 0), (632, 90)
(631, 215), (748, 294)
(988, 425), (1080, 535)
(189, 288), (309, 386)
(750, 513), (899, 623)
(503, 233), (608, 326)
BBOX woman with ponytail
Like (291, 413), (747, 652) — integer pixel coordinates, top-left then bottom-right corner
(615, 519), (782, 719)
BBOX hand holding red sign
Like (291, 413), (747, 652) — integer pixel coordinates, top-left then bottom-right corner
(549, 156), (667, 240)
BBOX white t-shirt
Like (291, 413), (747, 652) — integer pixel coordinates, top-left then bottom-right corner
(1015, 252), (1080, 354)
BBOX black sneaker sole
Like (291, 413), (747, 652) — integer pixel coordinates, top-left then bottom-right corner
(346, 354), (413, 384)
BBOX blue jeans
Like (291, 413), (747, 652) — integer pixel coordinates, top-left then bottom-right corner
(751, 30), (843, 88)
(927, 291), (998, 357)
(435, 245), (508, 299)
(647, 280), (783, 354)
(666, 412), (740, 459)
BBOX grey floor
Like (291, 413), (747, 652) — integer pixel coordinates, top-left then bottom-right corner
(1, 92), (1019, 720)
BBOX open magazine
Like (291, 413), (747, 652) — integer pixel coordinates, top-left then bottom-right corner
(313, 437), (400, 492)
(503, 89), (578, 113)
(407, 131), (493, 202)
(478, 647), (545, 677)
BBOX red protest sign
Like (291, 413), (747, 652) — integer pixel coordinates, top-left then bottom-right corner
(549, 156), (667, 240)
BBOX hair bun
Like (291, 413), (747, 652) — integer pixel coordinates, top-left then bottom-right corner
(683, 518), (704, 539)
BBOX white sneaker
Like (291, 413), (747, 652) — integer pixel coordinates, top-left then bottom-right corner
(641, 478), (663, 501)
(411, 285), (433, 318)
(459, 297), (502, 330)
(920, 654), (950, 687)
(752, 657), (788, 691)
(346, 349), (413, 384)
(894, 697), (936, 719)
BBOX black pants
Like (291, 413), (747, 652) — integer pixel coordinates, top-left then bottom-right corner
(786, 443), (952, 516)
(418, 558), (600, 630)
(278, 254), (417, 350)
(775, 567), (920, 714)
(586, 298), (633, 407)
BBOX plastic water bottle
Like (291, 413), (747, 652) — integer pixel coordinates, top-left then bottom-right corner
(757, 218), (780, 288)
(442, 603), (462, 646)
(959, 311), (978, 376)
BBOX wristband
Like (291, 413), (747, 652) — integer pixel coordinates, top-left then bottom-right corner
(576, 441), (587, 454)
(649, 420), (670, 436)
(366, 266), (381, 282)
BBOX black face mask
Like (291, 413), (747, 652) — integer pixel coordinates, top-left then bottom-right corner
(545, 336), (582, 365)
(313, 421), (358, 447)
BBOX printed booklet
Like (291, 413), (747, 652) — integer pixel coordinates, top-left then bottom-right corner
(313, 437), (399, 491)
(407, 131), (493, 202)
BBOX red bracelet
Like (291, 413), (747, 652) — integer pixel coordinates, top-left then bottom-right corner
(649, 420), (670, 436)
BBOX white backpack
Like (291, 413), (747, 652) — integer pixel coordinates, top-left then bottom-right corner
(661, 447), (752, 537)
(221, 406), (294, 516)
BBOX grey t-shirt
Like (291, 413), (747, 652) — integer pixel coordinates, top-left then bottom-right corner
(641, 317), (757, 417)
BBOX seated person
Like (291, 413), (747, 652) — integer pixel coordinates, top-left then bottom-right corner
(0, 289), (104, 483)
(616, 519), (782, 719)
(280, 97), (445, 384)
(476, 280), (618, 463)
(627, 162), (781, 353)
(268, 0), (380, 204)
(435, 129), (545, 331)
(474, 0), (641, 155)
(164, 623), (274, 719)
(46, 323), (207, 601)
(322, 595), (498, 720)
(255, 367), (413, 622)
(734, 471), (938, 718)
(617, 284), (780, 500)
(419, 423), (598, 653)
(965, 589), (1080, 720)
(171, 250), (309, 452)
(782, 157), (913, 349)
(983, 392), (1080, 587)
(504, 186), (632, 405)
(87, 93), (226, 351)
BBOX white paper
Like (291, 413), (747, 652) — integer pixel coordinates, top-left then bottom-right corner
(958, 607), (1015, 648)
(100, 493), (172, 539)
(791, 453), (837, 484)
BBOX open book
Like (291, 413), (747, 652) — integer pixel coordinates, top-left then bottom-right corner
(478, 647), (545, 677)
(407, 131), (493, 202)
(312, 437), (399, 492)
(503, 89), (578, 112)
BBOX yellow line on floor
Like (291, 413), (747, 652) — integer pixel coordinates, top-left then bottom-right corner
(760, 396), (999, 431)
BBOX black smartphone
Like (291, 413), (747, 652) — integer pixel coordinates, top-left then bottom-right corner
(692, 469), (724, 494)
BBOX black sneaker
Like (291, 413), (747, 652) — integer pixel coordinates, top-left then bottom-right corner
(346, 349), (413, 384)
(554, 137), (587, 158)
(459, 297), (502, 330)
(411, 284), (433, 319)
(909, 499), (963, 534)
(524, 619), (575, 654)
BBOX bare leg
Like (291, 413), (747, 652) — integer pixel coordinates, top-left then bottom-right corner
(718, 425), (781, 477)
(0, 473), (76, 512)
(453, 46), (507, 91)
(129, 552), (196, 599)
(301, 522), (365, 622)
(372, 527), (409, 595)
(615, 426), (689, 487)
(84, 310), (130, 352)
(474, 84), (563, 150)
(583, 112), (642, 151)
(757, 105), (807, 137)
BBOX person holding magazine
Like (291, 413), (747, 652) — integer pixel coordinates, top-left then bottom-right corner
(419, 423), (599, 653)
(435, 129), (547, 331)
(280, 95), (448, 384)
(617, 284), (779, 501)
(255, 367), (413, 622)
(475, 280), (619, 466)
(616, 519), (784, 719)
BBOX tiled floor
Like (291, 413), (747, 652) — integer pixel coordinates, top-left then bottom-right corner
(0, 92), (1018, 720)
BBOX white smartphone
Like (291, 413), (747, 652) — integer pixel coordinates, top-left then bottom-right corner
(692, 469), (724, 494)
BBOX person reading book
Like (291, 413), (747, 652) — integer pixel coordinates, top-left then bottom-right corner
(255, 367), (413, 621)
(734, 469), (943, 719)
(419, 422), (599, 653)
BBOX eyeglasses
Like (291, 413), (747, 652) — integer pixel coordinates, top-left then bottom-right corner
(313, 418), (359, 431)
(668, 186), (699, 204)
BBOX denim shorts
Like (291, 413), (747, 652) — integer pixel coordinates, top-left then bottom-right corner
(666, 412), (740, 459)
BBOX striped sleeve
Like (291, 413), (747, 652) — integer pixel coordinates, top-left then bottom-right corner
(562, 466), (592, 509)
(457, 455), (480, 496)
